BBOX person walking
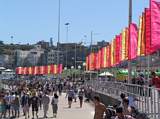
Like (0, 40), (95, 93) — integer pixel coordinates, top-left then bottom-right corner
(4, 92), (11, 118)
(93, 96), (107, 119)
(21, 92), (31, 119)
(13, 93), (20, 118)
(42, 92), (50, 118)
(38, 91), (42, 110)
(78, 88), (84, 108)
(51, 93), (59, 118)
(73, 86), (78, 102)
(30, 92), (39, 119)
(66, 88), (75, 108)
(0, 95), (6, 119)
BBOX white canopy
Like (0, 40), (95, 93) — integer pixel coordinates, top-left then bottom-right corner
(0, 67), (6, 70)
(4, 69), (13, 72)
(99, 72), (113, 76)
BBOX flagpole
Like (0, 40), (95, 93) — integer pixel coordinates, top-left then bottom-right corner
(128, 0), (132, 83)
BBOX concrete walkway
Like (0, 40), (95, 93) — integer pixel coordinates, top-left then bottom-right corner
(17, 93), (94, 119)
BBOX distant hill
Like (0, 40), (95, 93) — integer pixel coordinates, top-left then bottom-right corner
(0, 44), (34, 55)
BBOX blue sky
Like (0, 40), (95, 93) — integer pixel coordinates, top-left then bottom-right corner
(0, 0), (149, 45)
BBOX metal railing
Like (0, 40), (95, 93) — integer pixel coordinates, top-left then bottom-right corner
(86, 80), (160, 119)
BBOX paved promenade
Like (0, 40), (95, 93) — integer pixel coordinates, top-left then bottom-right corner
(17, 93), (94, 119)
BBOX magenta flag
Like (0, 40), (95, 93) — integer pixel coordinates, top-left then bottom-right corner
(58, 64), (63, 74)
(119, 34), (122, 62)
(128, 23), (138, 60)
(145, 8), (151, 55)
(151, 0), (160, 53)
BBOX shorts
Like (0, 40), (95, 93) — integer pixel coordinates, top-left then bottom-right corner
(6, 105), (10, 110)
(14, 105), (20, 111)
(68, 97), (73, 102)
(0, 105), (6, 113)
(32, 105), (38, 112)
(23, 105), (29, 112)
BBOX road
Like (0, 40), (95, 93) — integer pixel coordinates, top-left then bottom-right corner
(16, 93), (94, 119)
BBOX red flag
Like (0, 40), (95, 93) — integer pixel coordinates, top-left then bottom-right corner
(23, 67), (27, 75)
(108, 45), (111, 67)
(119, 34), (122, 62)
(28, 67), (32, 75)
(151, 0), (160, 53)
(128, 23), (138, 60)
(16, 67), (22, 74)
(106, 46), (110, 67)
(16, 67), (19, 74)
(33, 66), (38, 75)
(86, 56), (89, 71)
(50, 64), (54, 74)
(58, 64), (63, 74)
(145, 8), (151, 55)
(37, 66), (40, 75)
(94, 53), (98, 70)
(115, 35), (120, 64)
(125, 28), (129, 60)
(101, 47), (105, 68)
(40, 66), (45, 75)
(54, 65), (58, 74)
(98, 49), (102, 69)
(31, 66), (35, 75)
(44, 66), (48, 74)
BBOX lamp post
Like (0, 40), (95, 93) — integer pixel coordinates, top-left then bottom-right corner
(65, 23), (70, 68)
(71, 66), (74, 80)
(82, 62), (86, 80)
(75, 43), (77, 69)
(78, 65), (81, 79)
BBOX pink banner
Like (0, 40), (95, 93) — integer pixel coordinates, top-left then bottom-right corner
(145, 8), (151, 55)
(128, 23), (138, 60)
(115, 35), (120, 64)
(151, 0), (160, 53)
(58, 64), (63, 74)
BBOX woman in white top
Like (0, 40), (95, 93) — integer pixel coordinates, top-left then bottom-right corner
(51, 93), (59, 118)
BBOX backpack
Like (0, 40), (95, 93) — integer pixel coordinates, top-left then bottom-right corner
(51, 98), (55, 105)
(105, 108), (116, 119)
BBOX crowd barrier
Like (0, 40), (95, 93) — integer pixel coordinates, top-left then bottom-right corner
(86, 80), (160, 119)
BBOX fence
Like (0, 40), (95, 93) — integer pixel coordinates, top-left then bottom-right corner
(86, 80), (160, 119)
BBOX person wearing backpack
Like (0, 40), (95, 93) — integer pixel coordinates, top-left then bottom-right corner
(51, 93), (59, 118)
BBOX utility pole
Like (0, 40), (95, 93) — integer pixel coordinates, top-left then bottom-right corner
(57, 0), (61, 79)
(90, 31), (93, 53)
(90, 31), (93, 81)
(75, 43), (77, 69)
(128, 0), (132, 83)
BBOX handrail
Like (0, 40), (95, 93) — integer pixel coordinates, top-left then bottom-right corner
(86, 80), (160, 119)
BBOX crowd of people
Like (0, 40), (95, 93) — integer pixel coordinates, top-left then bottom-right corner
(0, 78), (86, 119)
(0, 73), (157, 119)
